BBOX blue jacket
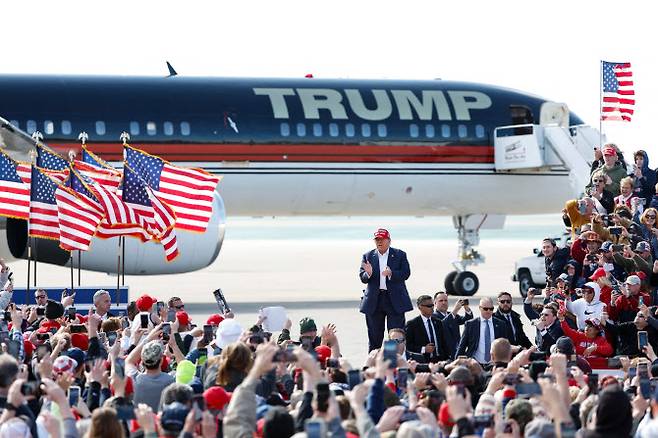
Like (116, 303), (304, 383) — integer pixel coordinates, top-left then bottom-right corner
(359, 247), (413, 315)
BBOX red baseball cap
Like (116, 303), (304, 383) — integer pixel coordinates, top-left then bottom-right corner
(136, 294), (156, 312)
(315, 345), (332, 364)
(590, 267), (607, 280)
(373, 228), (390, 239)
(71, 333), (89, 351)
(206, 314), (225, 326)
(603, 146), (617, 156)
(204, 386), (232, 410)
(176, 311), (191, 326)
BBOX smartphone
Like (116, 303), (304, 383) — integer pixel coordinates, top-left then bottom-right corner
(461, 298), (469, 306)
(36, 307), (45, 316)
(639, 365), (652, 399)
(6, 339), (20, 358)
(156, 301), (165, 314)
(529, 351), (547, 361)
(114, 358), (125, 379)
(107, 331), (117, 346)
(273, 346), (296, 363)
(629, 367), (637, 379)
(249, 333), (264, 345)
(383, 340), (397, 369)
(612, 244), (625, 252)
(36, 333), (50, 341)
(316, 382), (330, 413)
(473, 414), (494, 429)
(115, 405), (136, 420)
(167, 308), (176, 323)
(515, 382), (542, 397)
(638, 331), (649, 350)
(68, 386), (81, 407)
(326, 358), (339, 368)
(20, 381), (37, 396)
(609, 226), (623, 236)
(504, 373), (520, 386)
(347, 369), (362, 389)
(203, 324), (214, 344)
(140, 313), (149, 329)
(587, 373), (599, 395)
(304, 418), (327, 438)
(121, 317), (129, 330)
(608, 357), (623, 368)
(398, 367), (409, 390)
(162, 323), (171, 341)
(415, 363), (430, 373)
(640, 296), (645, 307)
(67, 307), (77, 321)
(70, 324), (86, 334)
(212, 289), (230, 313)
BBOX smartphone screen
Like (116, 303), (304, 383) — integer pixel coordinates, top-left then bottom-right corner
(114, 358), (125, 379)
(383, 340), (397, 369)
(68, 307), (76, 320)
(515, 382), (542, 397)
(162, 323), (171, 340)
(69, 386), (80, 407)
(140, 313), (149, 329)
(107, 331), (117, 346)
(167, 308), (176, 322)
(347, 370), (362, 389)
(203, 324), (213, 343)
(638, 331), (648, 350)
(398, 367), (408, 389)
(587, 373), (599, 395)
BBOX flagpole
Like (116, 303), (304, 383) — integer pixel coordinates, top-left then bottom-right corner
(117, 132), (131, 308)
(121, 236), (125, 286)
(29, 133), (43, 292)
(26, 238), (31, 305)
(116, 237), (121, 308)
(599, 60), (604, 149)
(77, 133), (88, 288)
(67, 150), (76, 296)
(77, 251), (81, 286)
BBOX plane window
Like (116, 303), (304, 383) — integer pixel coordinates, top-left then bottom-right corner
(296, 123), (306, 137)
(425, 124), (435, 138)
(95, 121), (106, 136)
(458, 124), (467, 138)
(61, 121), (72, 135)
(313, 123), (323, 137)
(361, 124), (371, 137)
(409, 124), (419, 138)
(9, 120), (18, 128)
(44, 120), (54, 135)
(280, 123), (290, 137)
(163, 121), (174, 136)
(441, 124), (451, 138)
(26, 120), (36, 135)
(475, 124), (486, 138)
(329, 123), (339, 137)
(180, 122), (190, 136)
(345, 123), (355, 137)
(130, 121), (140, 136)
(147, 122), (157, 136)
(377, 124), (387, 137)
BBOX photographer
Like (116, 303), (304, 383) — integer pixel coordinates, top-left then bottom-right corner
(609, 275), (651, 323)
(542, 237), (570, 287)
(613, 242), (653, 278)
(588, 174), (615, 214)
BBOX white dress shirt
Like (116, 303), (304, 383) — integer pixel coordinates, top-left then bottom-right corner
(420, 315), (438, 354)
(377, 249), (390, 290)
(474, 317), (494, 364)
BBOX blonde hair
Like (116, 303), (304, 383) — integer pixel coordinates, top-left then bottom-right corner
(620, 176), (634, 190)
(641, 208), (658, 226)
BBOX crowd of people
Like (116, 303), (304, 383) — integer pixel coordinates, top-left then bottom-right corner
(3, 143), (658, 437)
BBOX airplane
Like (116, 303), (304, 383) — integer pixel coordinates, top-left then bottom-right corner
(0, 72), (599, 295)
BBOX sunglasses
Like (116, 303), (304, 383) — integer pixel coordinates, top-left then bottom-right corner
(391, 338), (405, 344)
(420, 304), (434, 308)
(592, 179), (603, 183)
(540, 313), (553, 317)
(35, 295), (47, 299)
(499, 300), (512, 304)
(480, 307), (494, 311)
(647, 215), (656, 219)
(174, 304), (185, 310)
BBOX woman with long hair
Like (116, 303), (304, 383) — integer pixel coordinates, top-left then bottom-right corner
(85, 407), (125, 438)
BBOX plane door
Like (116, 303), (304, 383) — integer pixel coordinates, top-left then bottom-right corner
(540, 102), (569, 127)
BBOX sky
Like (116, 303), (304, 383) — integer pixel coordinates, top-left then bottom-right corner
(3, 1), (657, 161)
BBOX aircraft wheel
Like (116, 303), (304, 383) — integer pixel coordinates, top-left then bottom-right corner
(453, 271), (479, 296)
(444, 271), (458, 295)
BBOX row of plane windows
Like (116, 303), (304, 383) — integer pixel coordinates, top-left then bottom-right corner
(11, 120), (192, 137)
(279, 122), (487, 139)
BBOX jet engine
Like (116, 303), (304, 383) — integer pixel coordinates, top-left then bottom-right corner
(0, 194), (226, 275)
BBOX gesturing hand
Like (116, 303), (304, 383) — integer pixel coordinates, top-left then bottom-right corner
(362, 260), (373, 277)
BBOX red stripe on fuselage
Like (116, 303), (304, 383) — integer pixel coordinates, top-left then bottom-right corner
(48, 142), (494, 164)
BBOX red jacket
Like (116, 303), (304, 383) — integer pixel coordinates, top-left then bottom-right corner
(560, 320), (614, 357)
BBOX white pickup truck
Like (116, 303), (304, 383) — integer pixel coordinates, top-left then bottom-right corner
(511, 233), (571, 298)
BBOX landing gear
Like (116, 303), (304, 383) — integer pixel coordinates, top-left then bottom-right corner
(443, 215), (486, 296)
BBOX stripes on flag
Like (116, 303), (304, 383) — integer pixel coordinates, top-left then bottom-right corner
(29, 166), (61, 241)
(74, 160), (121, 193)
(0, 150), (30, 220)
(124, 144), (221, 233)
(601, 61), (635, 122)
(55, 185), (104, 251)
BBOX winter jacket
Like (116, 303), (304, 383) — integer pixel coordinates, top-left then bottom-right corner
(566, 282), (606, 329)
(560, 320), (614, 357)
(545, 246), (570, 285)
(591, 162), (627, 196)
(632, 150), (656, 203)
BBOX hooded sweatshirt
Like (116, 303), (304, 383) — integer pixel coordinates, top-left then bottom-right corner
(634, 150), (656, 203)
(566, 282), (606, 330)
(559, 320), (613, 357)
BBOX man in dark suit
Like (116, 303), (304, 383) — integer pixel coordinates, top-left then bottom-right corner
(405, 295), (450, 363)
(359, 228), (413, 352)
(524, 301), (563, 352)
(493, 291), (532, 349)
(456, 297), (511, 364)
(432, 291), (473, 353)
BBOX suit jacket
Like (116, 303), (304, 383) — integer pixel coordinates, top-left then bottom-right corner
(404, 315), (450, 363)
(433, 310), (473, 353)
(456, 317), (510, 360)
(536, 321), (564, 353)
(493, 309), (532, 349)
(359, 247), (413, 315)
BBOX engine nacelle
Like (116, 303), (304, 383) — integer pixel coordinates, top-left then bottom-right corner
(1, 194), (226, 275)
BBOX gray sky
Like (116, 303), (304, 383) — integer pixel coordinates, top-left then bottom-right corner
(4, 1), (656, 161)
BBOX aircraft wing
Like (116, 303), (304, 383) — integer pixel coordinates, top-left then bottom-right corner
(0, 116), (36, 161)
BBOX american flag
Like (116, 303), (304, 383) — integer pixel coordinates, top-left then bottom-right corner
(37, 144), (69, 171)
(601, 61), (635, 122)
(123, 165), (179, 261)
(125, 145), (221, 233)
(55, 184), (104, 252)
(73, 160), (121, 193)
(0, 150), (30, 220)
(29, 166), (61, 241)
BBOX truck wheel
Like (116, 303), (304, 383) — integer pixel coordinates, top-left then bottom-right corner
(518, 270), (537, 299)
